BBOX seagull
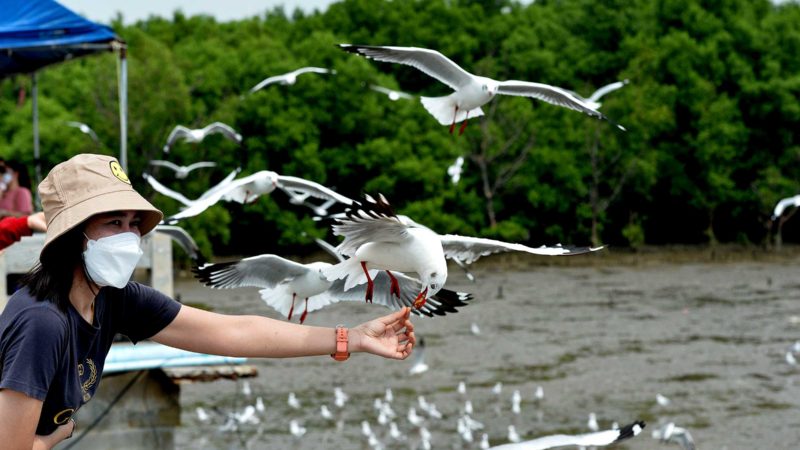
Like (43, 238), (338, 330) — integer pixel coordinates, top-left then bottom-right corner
(408, 337), (429, 375)
(511, 390), (522, 415)
(322, 194), (601, 308)
(370, 84), (414, 101)
(148, 160), (217, 179)
(275, 174), (354, 217)
(651, 422), (695, 450)
(507, 425), (522, 443)
(448, 156), (464, 184)
(255, 397), (265, 413)
(249, 67), (336, 93)
(194, 253), (473, 323)
(361, 420), (374, 437)
(338, 44), (625, 135)
(480, 433), (490, 449)
(196, 407), (210, 422)
(407, 407), (425, 427)
(65, 121), (101, 146)
(147, 170), (278, 223)
(470, 322), (481, 335)
(154, 224), (206, 264)
(289, 419), (307, 438)
(787, 351), (797, 366)
(771, 194), (800, 220)
(656, 393), (671, 406)
(588, 413), (599, 432)
(491, 420), (645, 449)
(334, 387), (349, 408)
(534, 386), (544, 402)
(241, 380), (252, 397)
(320, 405), (334, 420)
(385, 388), (394, 403)
(389, 422), (405, 441)
(163, 122), (242, 153)
(492, 382), (503, 395)
(572, 79), (630, 110)
(288, 392), (301, 410)
(458, 381), (467, 395)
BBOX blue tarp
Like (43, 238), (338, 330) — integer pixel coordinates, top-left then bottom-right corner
(0, 0), (119, 77)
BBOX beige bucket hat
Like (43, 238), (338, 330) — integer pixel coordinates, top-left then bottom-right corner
(39, 153), (163, 253)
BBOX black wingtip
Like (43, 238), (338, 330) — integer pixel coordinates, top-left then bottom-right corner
(192, 260), (238, 288)
(614, 421), (646, 443)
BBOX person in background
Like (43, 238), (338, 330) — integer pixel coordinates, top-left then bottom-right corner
(0, 160), (34, 218)
(0, 154), (416, 449)
(0, 212), (46, 251)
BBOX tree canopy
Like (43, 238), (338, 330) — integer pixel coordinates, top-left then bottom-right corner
(2, 0), (799, 257)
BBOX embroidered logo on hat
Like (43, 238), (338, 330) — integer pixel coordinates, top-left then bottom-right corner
(109, 160), (131, 184)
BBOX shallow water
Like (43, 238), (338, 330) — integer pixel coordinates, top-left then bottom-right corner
(172, 257), (800, 449)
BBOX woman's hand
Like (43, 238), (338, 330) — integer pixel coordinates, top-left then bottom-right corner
(351, 307), (416, 359)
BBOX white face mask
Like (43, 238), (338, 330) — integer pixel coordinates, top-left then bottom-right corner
(83, 232), (143, 288)
(1, 173), (11, 184)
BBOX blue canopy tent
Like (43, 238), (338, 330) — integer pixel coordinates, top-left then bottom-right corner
(0, 0), (130, 187)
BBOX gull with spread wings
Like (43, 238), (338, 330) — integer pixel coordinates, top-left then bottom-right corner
(146, 169), (356, 223)
(322, 194), (602, 309)
(249, 67), (336, 93)
(163, 122), (242, 153)
(149, 160), (217, 179)
(193, 246), (472, 323)
(338, 44), (625, 135)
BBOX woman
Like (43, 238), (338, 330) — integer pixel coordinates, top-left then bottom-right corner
(0, 160), (34, 218)
(0, 154), (416, 449)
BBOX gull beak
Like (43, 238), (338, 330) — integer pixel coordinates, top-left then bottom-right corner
(413, 287), (428, 309)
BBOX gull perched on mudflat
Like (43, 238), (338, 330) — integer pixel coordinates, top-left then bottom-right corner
(370, 84), (414, 101)
(338, 44), (625, 134)
(249, 67), (335, 93)
(163, 122), (242, 153)
(194, 253), (472, 323)
(149, 160), (217, 179)
(491, 421), (645, 449)
(323, 194), (602, 308)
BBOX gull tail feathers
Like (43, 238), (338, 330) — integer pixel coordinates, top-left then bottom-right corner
(322, 259), (378, 291)
(258, 285), (294, 318)
(420, 95), (483, 126)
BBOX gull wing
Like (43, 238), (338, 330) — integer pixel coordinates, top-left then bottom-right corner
(332, 195), (413, 256)
(249, 74), (289, 93)
(339, 44), (474, 91)
(276, 175), (354, 207)
(497, 80), (625, 130)
(185, 161), (218, 172)
(143, 173), (194, 206)
(773, 194), (800, 219)
(326, 270), (472, 318)
(154, 225), (205, 264)
(586, 79), (629, 104)
(164, 125), (192, 152)
(439, 234), (603, 265)
(314, 238), (345, 263)
(149, 159), (182, 173)
(203, 122), (242, 143)
(292, 66), (335, 76)
(370, 84), (414, 100)
(198, 168), (241, 201)
(490, 421), (645, 450)
(194, 254), (312, 289)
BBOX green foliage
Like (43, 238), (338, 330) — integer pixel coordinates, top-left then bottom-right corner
(2, 0), (799, 257)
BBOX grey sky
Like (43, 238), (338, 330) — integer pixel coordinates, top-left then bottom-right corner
(59, 0), (338, 24)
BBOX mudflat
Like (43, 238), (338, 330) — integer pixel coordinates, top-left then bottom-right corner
(175, 250), (800, 449)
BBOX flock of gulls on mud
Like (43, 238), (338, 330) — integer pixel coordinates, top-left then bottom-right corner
(67, 44), (800, 449)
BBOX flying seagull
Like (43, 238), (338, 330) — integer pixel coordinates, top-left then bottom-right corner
(249, 67), (336, 93)
(490, 421), (645, 449)
(338, 44), (625, 134)
(370, 84), (414, 101)
(194, 253), (472, 323)
(163, 122), (242, 153)
(66, 121), (101, 146)
(448, 156), (465, 185)
(322, 194), (602, 308)
(149, 160), (217, 179)
(651, 422), (695, 450)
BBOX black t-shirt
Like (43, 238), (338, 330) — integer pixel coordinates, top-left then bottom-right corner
(0, 282), (181, 435)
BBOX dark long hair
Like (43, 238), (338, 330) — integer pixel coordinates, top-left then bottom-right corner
(20, 227), (86, 311)
(6, 160), (31, 190)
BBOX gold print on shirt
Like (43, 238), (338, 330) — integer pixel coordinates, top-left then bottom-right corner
(79, 358), (97, 402)
(53, 408), (75, 425)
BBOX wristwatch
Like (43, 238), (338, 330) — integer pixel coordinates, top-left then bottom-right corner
(330, 325), (350, 361)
